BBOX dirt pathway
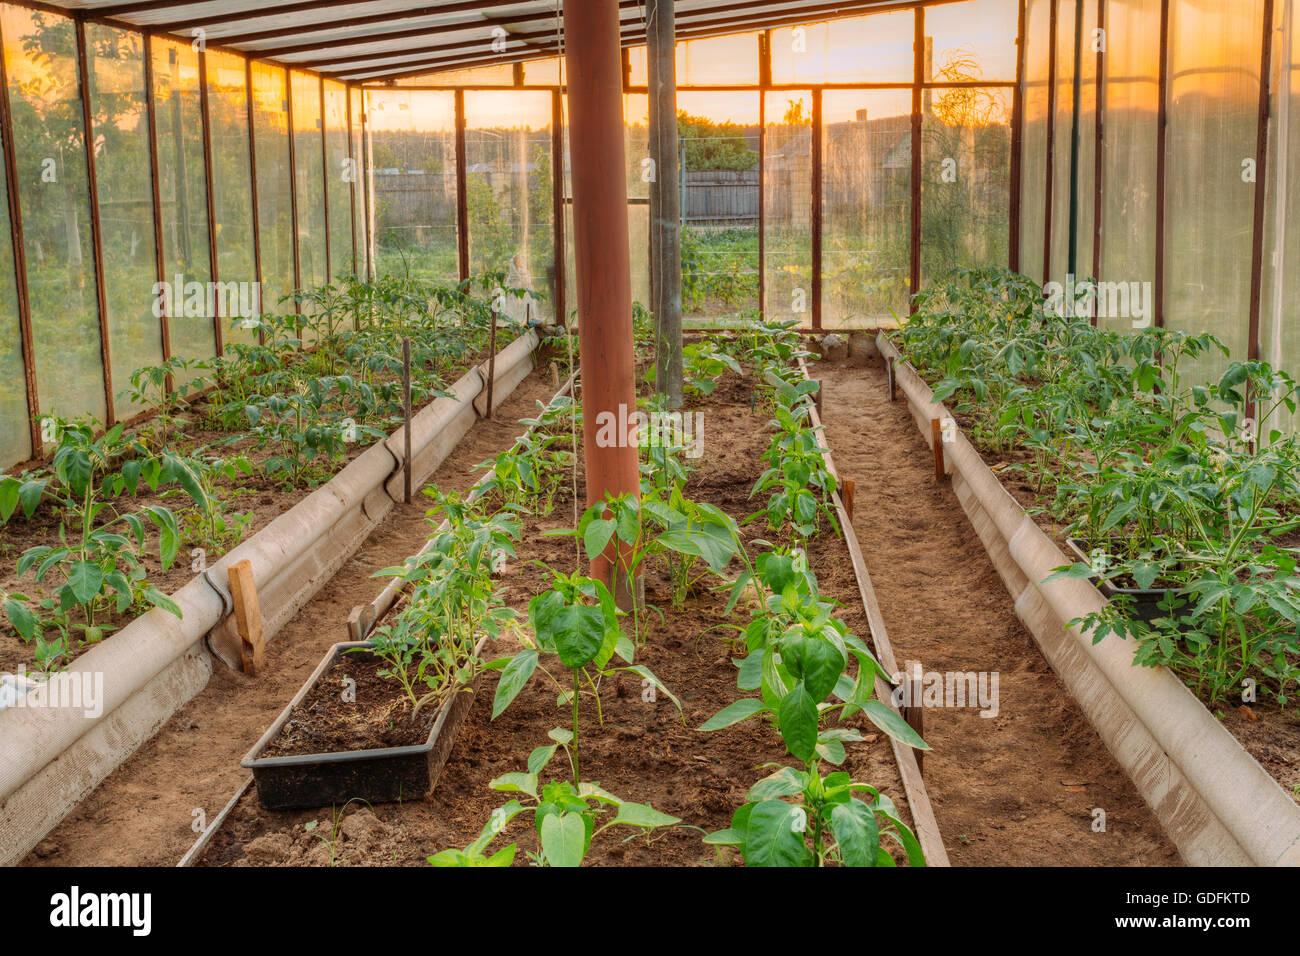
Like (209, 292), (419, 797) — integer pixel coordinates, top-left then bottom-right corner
(815, 354), (1179, 866)
(22, 366), (562, 867)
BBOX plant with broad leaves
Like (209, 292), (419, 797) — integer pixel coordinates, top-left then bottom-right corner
(117, 356), (211, 451)
(2, 419), (205, 662)
(749, 402), (838, 542)
(700, 551), (927, 866)
(365, 487), (520, 712)
(428, 726), (682, 867)
(682, 342), (743, 399)
(488, 569), (680, 754)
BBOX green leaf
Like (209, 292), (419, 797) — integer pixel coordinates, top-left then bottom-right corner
(490, 772), (538, 799)
(527, 744), (557, 775)
(18, 479), (45, 519)
(609, 802), (680, 829)
(830, 799), (880, 867)
(743, 799), (813, 867)
(746, 766), (806, 801)
(540, 812), (587, 867)
(778, 683), (819, 763)
(0, 477), (19, 522)
(698, 697), (765, 732)
(143, 588), (182, 618)
(491, 649), (538, 719)
(781, 634), (843, 702)
(864, 700), (930, 751)
(4, 597), (38, 641)
(552, 604), (606, 669)
(67, 561), (104, 605)
(582, 518), (617, 562)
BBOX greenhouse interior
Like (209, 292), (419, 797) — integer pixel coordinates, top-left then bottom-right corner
(0, 0), (1296, 892)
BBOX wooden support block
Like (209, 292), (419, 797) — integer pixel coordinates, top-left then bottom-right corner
(347, 604), (377, 642)
(227, 560), (265, 676)
(813, 379), (824, 417)
(887, 356), (896, 401)
(930, 417), (944, 480)
(902, 659), (925, 776)
(842, 478), (855, 523)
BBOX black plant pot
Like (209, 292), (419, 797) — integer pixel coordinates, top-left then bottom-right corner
(1064, 537), (1194, 629)
(241, 639), (483, 810)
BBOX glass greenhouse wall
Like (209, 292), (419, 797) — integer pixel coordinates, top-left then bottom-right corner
(0, 3), (363, 470)
(362, 3), (1019, 333)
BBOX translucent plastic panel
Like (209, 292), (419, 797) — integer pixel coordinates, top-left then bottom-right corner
(678, 91), (759, 324)
(1073, 0), (1098, 282)
(251, 63), (294, 315)
(1048, 0), (1076, 288)
(349, 87), (366, 278)
(85, 24), (163, 418)
(0, 72), (28, 464)
(3, 6), (107, 424)
(1100, 0), (1160, 331)
(205, 50), (257, 346)
(822, 90), (913, 328)
(1260, 0), (1300, 434)
(627, 33), (760, 88)
(628, 201), (649, 313)
(921, 87), (1011, 285)
(1019, 0), (1050, 282)
(323, 81), (353, 281)
(623, 94), (648, 201)
(523, 57), (563, 86)
(464, 90), (554, 319)
(366, 90), (458, 284)
(763, 91), (812, 325)
(396, 64), (514, 87)
(559, 93), (645, 201)
(924, 0), (1021, 83)
(559, 93), (646, 324)
(290, 71), (327, 294)
(1164, 0), (1264, 384)
(152, 37), (213, 363)
(561, 195), (648, 326)
(771, 11), (915, 86)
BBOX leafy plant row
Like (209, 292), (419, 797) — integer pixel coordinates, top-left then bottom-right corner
(0, 272), (528, 670)
(895, 267), (1300, 710)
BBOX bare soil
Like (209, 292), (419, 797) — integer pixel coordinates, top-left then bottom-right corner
(815, 356), (1180, 865)
(262, 652), (440, 756)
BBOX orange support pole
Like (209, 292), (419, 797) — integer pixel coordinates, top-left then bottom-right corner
(564, 0), (641, 608)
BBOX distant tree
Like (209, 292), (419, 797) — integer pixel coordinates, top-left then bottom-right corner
(677, 110), (757, 172)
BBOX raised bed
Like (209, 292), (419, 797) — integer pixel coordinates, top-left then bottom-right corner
(0, 330), (543, 866)
(877, 332), (1300, 867)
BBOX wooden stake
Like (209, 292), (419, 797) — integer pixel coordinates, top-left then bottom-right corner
(902, 659), (924, 775)
(485, 307), (497, 419)
(931, 417), (944, 480)
(841, 478), (855, 523)
(227, 560), (265, 676)
(403, 336), (412, 504)
(813, 379), (823, 418)
(887, 356), (896, 401)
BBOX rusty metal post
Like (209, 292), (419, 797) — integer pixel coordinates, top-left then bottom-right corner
(564, 0), (641, 610)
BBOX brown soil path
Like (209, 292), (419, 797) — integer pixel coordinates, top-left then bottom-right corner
(21, 365), (563, 867)
(815, 354), (1179, 866)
